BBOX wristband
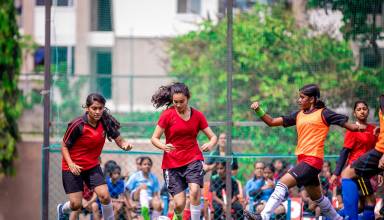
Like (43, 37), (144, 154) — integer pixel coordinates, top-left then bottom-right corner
(255, 107), (266, 117)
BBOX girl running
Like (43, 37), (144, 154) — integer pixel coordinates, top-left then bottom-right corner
(244, 84), (364, 220)
(341, 95), (384, 220)
(57, 93), (133, 220)
(329, 101), (377, 220)
(150, 82), (217, 220)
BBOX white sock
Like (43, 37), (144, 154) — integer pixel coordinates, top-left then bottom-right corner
(261, 182), (288, 219)
(190, 204), (201, 220)
(101, 201), (114, 220)
(315, 195), (342, 220)
(140, 189), (149, 208)
(63, 201), (71, 213)
(151, 210), (161, 219)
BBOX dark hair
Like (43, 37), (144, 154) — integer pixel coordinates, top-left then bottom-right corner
(299, 84), (325, 109)
(136, 156), (143, 164)
(380, 94), (384, 112)
(353, 100), (368, 111)
(84, 93), (121, 141)
(217, 161), (226, 168)
(140, 156), (153, 166)
(104, 160), (117, 177)
(264, 163), (275, 173)
(151, 82), (190, 108)
(110, 165), (121, 176)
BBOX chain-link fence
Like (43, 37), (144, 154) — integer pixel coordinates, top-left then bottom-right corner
(48, 144), (359, 220)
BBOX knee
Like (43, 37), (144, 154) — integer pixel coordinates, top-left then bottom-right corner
(151, 198), (162, 211)
(70, 201), (82, 211)
(174, 201), (186, 212)
(98, 193), (111, 204)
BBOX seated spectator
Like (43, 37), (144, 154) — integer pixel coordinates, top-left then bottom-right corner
(301, 188), (321, 218)
(272, 159), (287, 180)
(205, 132), (239, 175)
(104, 159), (118, 178)
(254, 164), (286, 217)
(125, 156), (162, 219)
(107, 165), (130, 218)
(210, 162), (243, 220)
(245, 161), (265, 208)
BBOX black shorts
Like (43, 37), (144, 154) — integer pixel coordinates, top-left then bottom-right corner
(163, 160), (205, 196)
(62, 165), (106, 194)
(351, 149), (384, 178)
(354, 177), (374, 196)
(288, 162), (321, 187)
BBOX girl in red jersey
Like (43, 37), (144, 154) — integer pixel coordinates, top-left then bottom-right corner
(57, 93), (133, 220)
(244, 84), (364, 220)
(340, 95), (384, 220)
(329, 101), (377, 219)
(150, 82), (217, 220)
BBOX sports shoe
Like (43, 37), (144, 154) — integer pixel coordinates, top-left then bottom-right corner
(243, 210), (263, 220)
(56, 203), (65, 220)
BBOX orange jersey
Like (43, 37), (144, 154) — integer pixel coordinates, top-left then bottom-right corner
(375, 110), (384, 153)
(295, 108), (329, 159)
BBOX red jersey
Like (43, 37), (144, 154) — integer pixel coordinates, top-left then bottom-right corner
(344, 124), (377, 165)
(158, 107), (208, 169)
(62, 114), (119, 171)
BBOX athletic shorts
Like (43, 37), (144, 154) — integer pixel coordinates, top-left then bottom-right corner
(163, 160), (205, 196)
(354, 176), (374, 196)
(351, 148), (384, 178)
(62, 165), (106, 194)
(288, 162), (321, 187)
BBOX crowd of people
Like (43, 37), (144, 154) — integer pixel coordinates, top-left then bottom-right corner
(55, 83), (384, 220)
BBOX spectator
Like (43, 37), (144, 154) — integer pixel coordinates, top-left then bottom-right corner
(104, 160), (118, 178)
(106, 165), (130, 218)
(255, 164), (286, 217)
(125, 156), (162, 220)
(245, 162), (265, 206)
(205, 133), (239, 175)
(272, 159), (286, 181)
(210, 162), (243, 220)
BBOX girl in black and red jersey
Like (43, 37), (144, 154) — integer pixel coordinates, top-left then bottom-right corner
(57, 93), (133, 220)
(150, 82), (217, 220)
(329, 101), (377, 220)
(340, 95), (384, 220)
(244, 84), (364, 220)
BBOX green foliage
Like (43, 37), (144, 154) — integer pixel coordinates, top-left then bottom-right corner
(169, 4), (359, 156)
(0, 0), (22, 175)
(309, 0), (383, 42)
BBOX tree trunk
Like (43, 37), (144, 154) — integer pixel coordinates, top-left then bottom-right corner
(291, 0), (308, 28)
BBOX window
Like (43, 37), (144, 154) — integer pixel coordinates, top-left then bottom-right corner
(36, 0), (73, 6)
(34, 46), (75, 74)
(360, 47), (383, 68)
(90, 48), (112, 99)
(90, 0), (112, 31)
(177, 0), (201, 14)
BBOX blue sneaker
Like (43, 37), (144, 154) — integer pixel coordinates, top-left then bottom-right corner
(56, 203), (65, 220)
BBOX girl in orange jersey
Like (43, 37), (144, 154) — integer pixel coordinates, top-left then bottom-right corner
(244, 84), (364, 220)
(340, 95), (384, 220)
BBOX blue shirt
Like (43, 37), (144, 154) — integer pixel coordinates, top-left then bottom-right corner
(106, 177), (125, 199)
(245, 177), (264, 199)
(125, 171), (160, 197)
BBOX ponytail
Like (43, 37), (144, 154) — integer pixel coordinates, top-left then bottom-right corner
(101, 108), (121, 141)
(151, 82), (190, 109)
(151, 85), (172, 109)
(314, 99), (325, 109)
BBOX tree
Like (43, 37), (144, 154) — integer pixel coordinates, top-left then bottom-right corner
(0, 0), (22, 175)
(168, 4), (360, 156)
(309, 0), (384, 63)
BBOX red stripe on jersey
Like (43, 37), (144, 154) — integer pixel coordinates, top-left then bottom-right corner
(63, 118), (83, 144)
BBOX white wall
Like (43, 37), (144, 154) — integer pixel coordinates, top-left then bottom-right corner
(113, 0), (219, 37)
(34, 6), (76, 46)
